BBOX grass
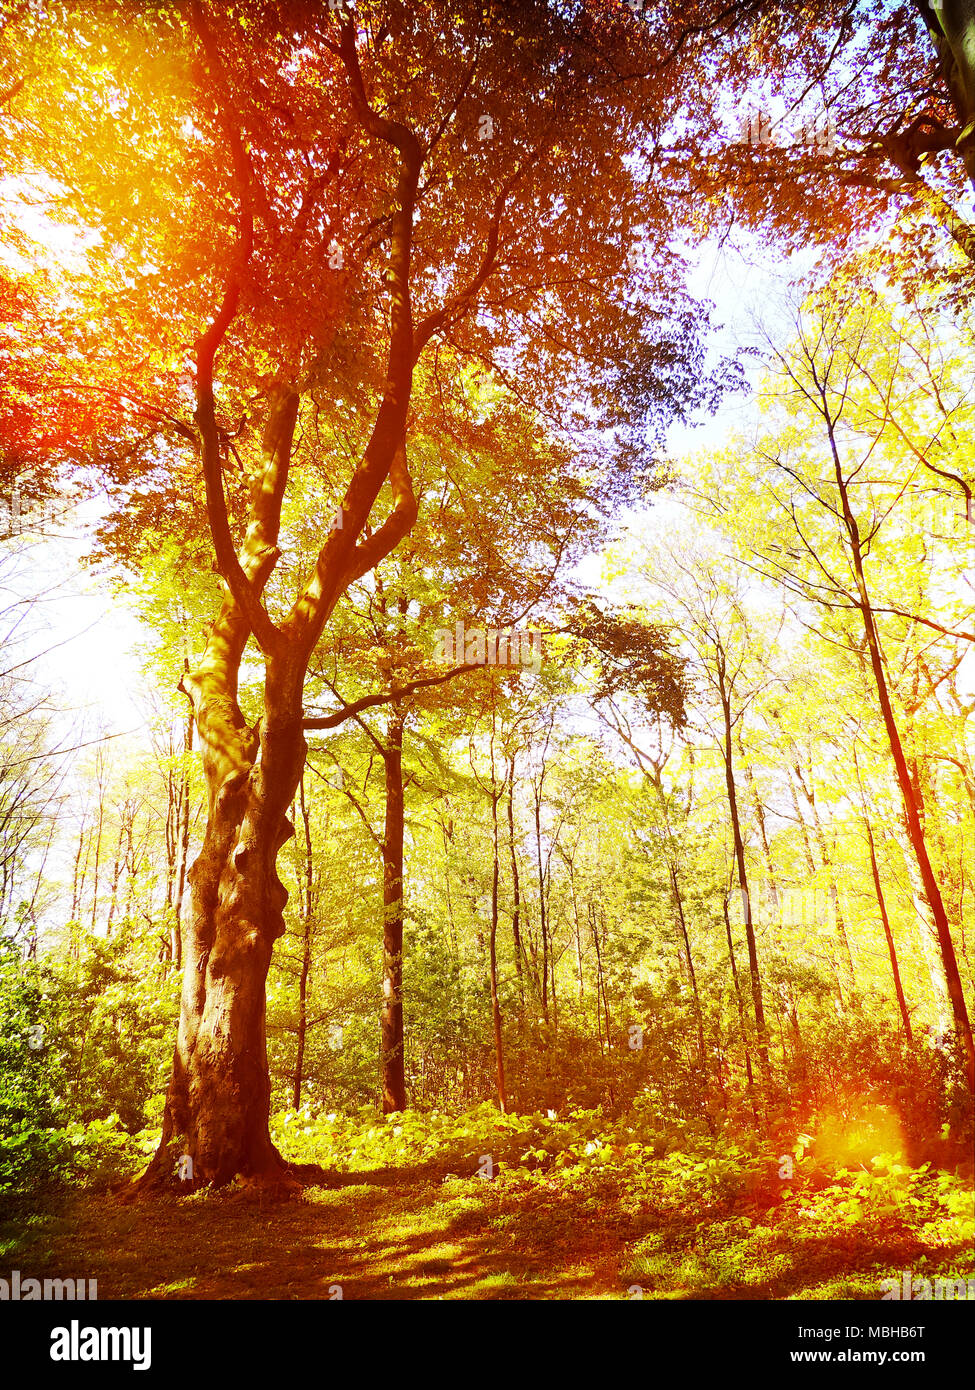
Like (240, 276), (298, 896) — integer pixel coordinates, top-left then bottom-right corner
(1, 1105), (972, 1300)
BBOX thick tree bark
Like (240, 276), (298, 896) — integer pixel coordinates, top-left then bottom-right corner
(137, 380), (316, 1191)
(133, 5), (459, 1191)
(145, 685), (308, 1189)
(918, 0), (975, 189)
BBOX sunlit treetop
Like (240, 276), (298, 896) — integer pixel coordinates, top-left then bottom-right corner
(0, 0), (748, 534)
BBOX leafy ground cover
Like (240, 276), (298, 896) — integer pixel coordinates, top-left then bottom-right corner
(2, 1102), (971, 1300)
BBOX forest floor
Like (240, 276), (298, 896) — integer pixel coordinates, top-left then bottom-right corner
(4, 1131), (974, 1301)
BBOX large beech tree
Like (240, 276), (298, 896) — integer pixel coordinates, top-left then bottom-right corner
(2, 0), (721, 1189)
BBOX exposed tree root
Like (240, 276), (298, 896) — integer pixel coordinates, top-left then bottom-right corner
(116, 1150), (332, 1204)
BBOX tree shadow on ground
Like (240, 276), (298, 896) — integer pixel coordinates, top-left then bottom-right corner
(3, 1171), (971, 1302)
(1, 1172), (627, 1300)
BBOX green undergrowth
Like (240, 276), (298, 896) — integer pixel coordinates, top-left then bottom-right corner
(266, 1098), (973, 1297)
(3, 1099), (971, 1300)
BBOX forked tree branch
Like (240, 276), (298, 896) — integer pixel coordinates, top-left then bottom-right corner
(190, 1), (282, 655)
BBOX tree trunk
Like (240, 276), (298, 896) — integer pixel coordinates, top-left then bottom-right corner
(722, 885), (757, 1110)
(141, 652), (309, 1191)
(671, 863), (706, 1069)
(380, 708), (407, 1114)
(293, 771), (314, 1110)
(534, 786), (549, 1023)
(740, 745), (779, 912)
(70, 814), (88, 921)
(590, 902), (611, 1050)
(865, 811), (913, 1041)
(828, 428), (975, 1090)
(489, 762), (508, 1112)
(719, 676), (772, 1088)
(507, 756), (525, 1003)
(171, 704), (194, 969)
(921, 0), (975, 190)
(792, 751), (857, 994)
(105, 823), (125, 937)
(89, 784), (104, 933)
(784, 764), (845, 1004)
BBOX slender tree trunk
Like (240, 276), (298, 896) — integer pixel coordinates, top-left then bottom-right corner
(122, 818), (137, 923)
(894, 817), (954, 1029)
(105, 823), (125, 937)
(293, 772), (315, 1110)
(865, 812), (913, 1040)
(535, 787), (549, 1023)
(568, 864), (585, 1004)
(590, 902), (611, 1050)
(784, 983), (804, 1073)
(71, 815), (89, 921)
(850, 741), (913, 1040)
(829, 431), (974, 1089)
(792, 752), (857, 994)
(89, 771), (105, 933)
(28, 818), (57, 924)
(380, 708), (407, 1114)
(588, 902), (604, 1055)
(171, 705), (194, 969)
(550, 925), (559, 1032)
(164, 768), (178, 914)
(671, 863), (706, 1068)
(741, 747), (779, 912)
(719, 679), (772, 1087)
(722, 886), (757, 1109)
(785, 765), (845, 1003)
(507, 757), (524, 1003)
(440, 816), (460, 961)
(489, 762), (508, 1112)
